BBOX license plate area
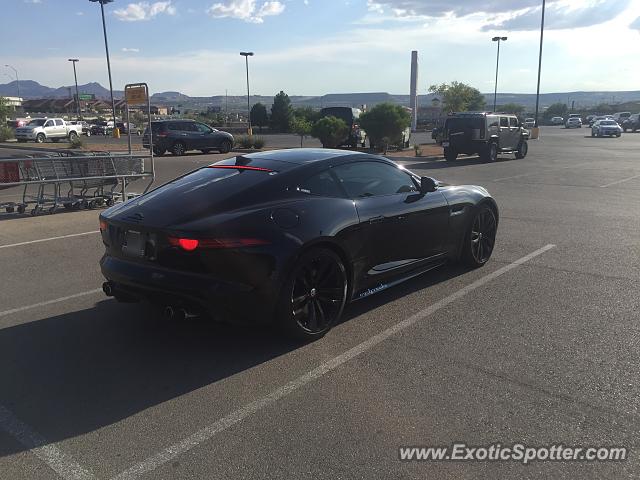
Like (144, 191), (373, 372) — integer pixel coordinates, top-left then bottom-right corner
(122, 230), (146, 258)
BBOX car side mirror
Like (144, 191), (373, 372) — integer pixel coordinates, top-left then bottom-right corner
(420, 176), (438, 194)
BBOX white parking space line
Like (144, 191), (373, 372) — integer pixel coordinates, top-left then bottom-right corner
(492, 162), (591, 182)
(0, 289), (102, 318)
(112, 244), (556, 480)
(0, 404), (95, 480)
(599, 173), (640, 188)
(0, 231), (99, 250)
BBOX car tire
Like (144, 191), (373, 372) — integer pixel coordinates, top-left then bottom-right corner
(36, 133), (46, 143)
(153, 147), (165, 156)
(276, 247), (348, 341)
(484, 142), (498, 162)
(171, 142), (186, 156)
(460, 204), (497, 268)
(616, 133), (621, 137)
(219, 139), (232, 154)
(444, 147), (457, 162)
(69, 131), (78, 141)
(591, 131), (595, 137)
(515, 140), (528, 159)
(200, 149), (211, 154)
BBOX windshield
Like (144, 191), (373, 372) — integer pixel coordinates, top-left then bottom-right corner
(600, 121), (616, 125)
(27, 119), (46, 127)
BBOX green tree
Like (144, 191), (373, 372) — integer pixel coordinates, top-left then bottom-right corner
(291, 116), (312, 147)
(543, 102), (568, 119)
(428, 81), (486, 112)
(498, 103), (525, 115)
(0, 97), (11, 123)
(250, 102), (269, 132)
(311, 116), (348, 148)
(358, 102), (411, 151)
(270, 91), (293, 132)
(293, 106), (320, 123)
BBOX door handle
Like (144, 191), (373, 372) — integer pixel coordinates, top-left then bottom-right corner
(368, 215), (385, 224)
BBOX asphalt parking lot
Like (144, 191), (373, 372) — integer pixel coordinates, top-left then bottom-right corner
(1, 126), (639, 479)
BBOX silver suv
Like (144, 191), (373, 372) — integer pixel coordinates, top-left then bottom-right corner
(440, 112), (529, 162)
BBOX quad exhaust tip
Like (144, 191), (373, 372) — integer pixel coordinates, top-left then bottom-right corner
(102, 281), (114, 297)
(164, 306), (197, 321)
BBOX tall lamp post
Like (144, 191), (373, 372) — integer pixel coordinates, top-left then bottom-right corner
(491, 36), (507, 112)
(89, 0), (118, 136)
(533, 0), (546, 129)
(68, 59), (81, 119)
(4, 64), (20, 100)
(240, 51), (254, 135)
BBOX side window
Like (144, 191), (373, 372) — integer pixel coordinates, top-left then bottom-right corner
(488, 117), (499, 128)
(55, 120), (63, 126)
(196, 123), (213, 134)
(332, 161), (417, 198)
(500, 117), (509, 127)
(298, 170), (344, 197)
(167, 122), (179, 131)
(509, 117), (518, 127)
(44, 120), (54, 127)
(182, 123), (198, 132)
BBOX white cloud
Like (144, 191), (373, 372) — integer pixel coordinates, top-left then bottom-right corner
(207, 0), (285, 24)
(76, 12), (84, 16)
(121, 47), (141, 52)
(23, 0), (42, 3)
(114, 1), (176, 22)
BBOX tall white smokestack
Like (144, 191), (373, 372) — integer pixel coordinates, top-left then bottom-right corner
(409, 50), (418, 132)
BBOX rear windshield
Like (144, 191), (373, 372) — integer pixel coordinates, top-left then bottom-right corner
(320, 107), (355, 125)
(445, 117), (483, 130)
(600, 121), (616, 125)
(27, 119), (46, 127)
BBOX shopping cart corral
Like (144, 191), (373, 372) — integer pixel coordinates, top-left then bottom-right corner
(0, 151), (155, 215)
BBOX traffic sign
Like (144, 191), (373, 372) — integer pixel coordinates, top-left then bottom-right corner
(125, 86), (148, 105)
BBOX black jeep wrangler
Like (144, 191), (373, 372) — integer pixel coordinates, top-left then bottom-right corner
(440, 112), (529, 162)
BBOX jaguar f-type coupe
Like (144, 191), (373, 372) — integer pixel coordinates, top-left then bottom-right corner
(99, 149), (498, 339)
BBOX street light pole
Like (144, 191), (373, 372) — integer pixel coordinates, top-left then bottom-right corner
(68, 59), (81, 119)
(90, 0), (117, 135)
(533, 0), (546, 128)
(240, 51), (254, 135)
(4, 64), (20, 99)
(492, 36), (507, 112)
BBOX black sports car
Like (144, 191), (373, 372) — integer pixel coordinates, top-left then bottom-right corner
(99, 149), (498, 339)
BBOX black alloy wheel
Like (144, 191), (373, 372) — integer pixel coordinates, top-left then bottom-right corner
(279, 248), (348, 340)
(515, 140), (528, 159)
(219, 139), (232, 154)
(172, 142), (186, 156)
(461, 205), (497, 268)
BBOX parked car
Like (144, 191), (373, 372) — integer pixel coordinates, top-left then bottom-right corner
(622, 114), (640, 132)
(15, 118), (82, 143)
(524, 118), (535, 128)
(589, 115), (613, 127)
(612, 112), (631, 124)
(6, 119), (28, 129)
(90, 121), (110, 136)
(67, 120), (92, 136)
(143, 119), (234, 156)
(565, 117), (582, 128)
(319, 107), (367, 148)
(116, 122), (141, 135)
(591, 120), (622, 137)
(585, 115), (597, 126)
(550, 116), (564, 125)
(440, 112), (529, 162)
(99, 149), (499, 339)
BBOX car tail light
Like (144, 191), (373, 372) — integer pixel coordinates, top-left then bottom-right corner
(168, 236), (269, 251)
(99, 219), (108, 232)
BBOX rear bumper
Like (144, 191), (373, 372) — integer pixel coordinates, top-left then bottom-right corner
(100, 254), (278, 323)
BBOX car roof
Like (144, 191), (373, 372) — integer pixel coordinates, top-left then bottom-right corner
(243, 148), (365, 165)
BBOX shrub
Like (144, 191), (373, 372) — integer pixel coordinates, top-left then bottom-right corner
(69, 136), (84, 149)
(237, 135), (253, 148)
(413, 144), (423, 156)
(252, 136), (265, 149)
(359, 103), (411, 150)
(310, 116), (349, 148)
(0, 126), (15, 142)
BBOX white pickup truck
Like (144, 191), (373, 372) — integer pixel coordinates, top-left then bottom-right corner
(15, 118), (82, 143)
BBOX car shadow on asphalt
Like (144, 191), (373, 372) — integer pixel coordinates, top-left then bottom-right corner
(0, 262), (468, 457)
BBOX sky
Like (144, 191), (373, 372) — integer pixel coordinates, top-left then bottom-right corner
(1, 0), (640, 97)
